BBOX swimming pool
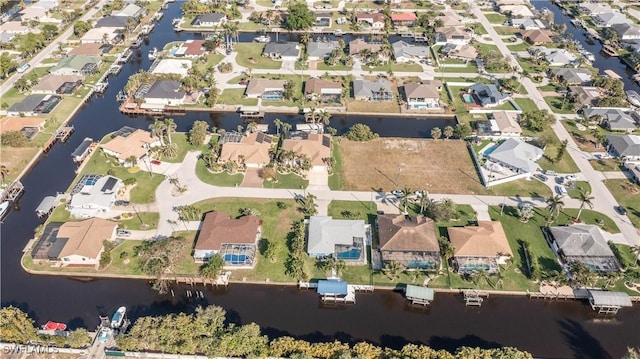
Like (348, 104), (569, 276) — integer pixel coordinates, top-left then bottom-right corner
(337, 249), (361, 260)
(224, 254), (250, 265)
(462, 94), (475, 104)
(483, 144), (499, 156)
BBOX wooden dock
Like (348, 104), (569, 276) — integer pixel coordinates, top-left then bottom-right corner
(0, 181), (24, 203)
(462, 290), (489, 306)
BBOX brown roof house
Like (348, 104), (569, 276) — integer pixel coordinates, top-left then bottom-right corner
(174, 39), (208, 58)
(0, 116), (46, 135)
(377, 214), (441, 270)
(435, 26), (473, 46)
(356, 12), (386, 29)
(349, 38), (383, 56)
(32, 218), (117, 267)
(281, 133), (332, 170)
(193, 211), (262, 268)
(521, 29), (553, 45)
(32, 74), (83, 95)
(69, 43), (110, 56)
(403, 80), (442, 110)
(448, 221), (513, 274)
(304, 78), (342, 104)
(100, 128), (162, 165)
(245, 78), (286, 99)
(218, 132), (275, 168)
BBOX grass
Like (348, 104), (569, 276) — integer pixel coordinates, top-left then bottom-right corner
(484, 13), (508, 24)
(488, 178), (552, 198)
(494, 26), (521, 36)
(589, 159), (622, 172)
(567, 181), (592, 199)
(195, 158), (244, 187)
(562, 120), (608, 153)
(604, 179), (640, 228)
(544, 96), (577, 115)
(117, 212), (160, 230)
(363, 62), (424, 72)
(48, 205), (71, 223)
(317, 62), (352, 71)
(506, 42), (531, 52)
(162, 133), (210, 164)
(346, 99), (401, 113)
(218, 88), (259, 106)
(234, 43), (283, 70)
(556, 208), (619, 234)
(537, 130), (580, 174)
(513, 98), (538, 112)
(327, 200), (377, 224)
(328, 138), (344, 190)
(263, 173), (308, 189)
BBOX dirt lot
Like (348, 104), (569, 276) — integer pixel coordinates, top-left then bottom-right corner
(0, 147), (40, 182)
(339, 138), (487, 194)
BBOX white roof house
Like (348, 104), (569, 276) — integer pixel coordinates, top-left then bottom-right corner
(499, 5), (534, 18)
(307, 216), (367, 263)
(80, 27), (120, 44)
(485, 138), (544, 174)
(545, 49), (577, 66)
(68, 176), (122, 218)
(150, 59), (192, 77)
(392, 40), (430, 63)
(490, 111), (522, 137)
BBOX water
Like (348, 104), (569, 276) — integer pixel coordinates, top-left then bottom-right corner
(1, 2), (639, 358)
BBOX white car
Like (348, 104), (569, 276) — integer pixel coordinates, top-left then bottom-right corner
(555, 185), (568, 196)
(391, 190), (404, 198)
(117, 230), (131, 237)
(565, 175), (578, 182)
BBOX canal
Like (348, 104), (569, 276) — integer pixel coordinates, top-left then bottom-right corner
(1, 2), (639, 358)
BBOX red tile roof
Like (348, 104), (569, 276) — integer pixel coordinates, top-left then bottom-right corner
(391, 13), (417, 21)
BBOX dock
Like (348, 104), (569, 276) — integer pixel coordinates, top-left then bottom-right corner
(463, 290), (489, 306)
(588, 290), (633, 315)
(604, 69), (622, 79)
(405, 285), (434, 305)
(239, 106), (265, 120)
(0, 181), (24, 203)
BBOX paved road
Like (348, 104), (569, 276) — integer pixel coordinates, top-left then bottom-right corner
(0, 0), (106, 97)
(472, 7), (640, 245)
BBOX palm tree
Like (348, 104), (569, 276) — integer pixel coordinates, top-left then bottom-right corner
(546, 195), (565, 221)
(399, 187), (413, 213)
(443, 125), (454, 140)
(575, 189), (594, 221)
(281, 122), (292, 135)
(0, 164), (9, 184)
(300, 31), (311, 44)
(630, 245), (640, 267)
(164, 118), (177, 145)
(200, 254), (224, 280)
(125, 155), (138, 167)
(431, 127), (442, 140)
(417, 190), (429, 214)
(274, 118), (283, 135)
(158, 143), (178, 159)
(149, 119), (166, 145)
(383, 260), (402, 280)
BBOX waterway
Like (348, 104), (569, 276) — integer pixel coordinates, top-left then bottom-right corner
(1, 2), (639, 358)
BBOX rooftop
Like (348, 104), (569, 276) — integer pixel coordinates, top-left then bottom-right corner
(194, 211), (261, 251)
(377, 214), (439, 252)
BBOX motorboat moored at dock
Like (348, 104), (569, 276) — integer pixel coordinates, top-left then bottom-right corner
(111, 306), (126, 329)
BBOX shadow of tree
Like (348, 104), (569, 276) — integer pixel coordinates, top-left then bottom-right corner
(558, 319), (612, 359)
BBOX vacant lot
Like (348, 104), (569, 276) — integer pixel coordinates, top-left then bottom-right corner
(339, 138), (486, 193)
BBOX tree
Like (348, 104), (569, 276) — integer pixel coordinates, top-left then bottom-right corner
(200, 254), (224, 279)
(164, 118), (177, 144)
(188, 120), (209, 146)
(430, 127), (442, 140)
(399, 187), (413, 213)
(443, 125), (454, 140)
(283, 80), (295, 100)
(73, 20), (92, 36)
(125, 155), (138, 167)
(274, 118), (283, 135)
(383, 260), (402, 280)
(65, 328), (92, 348)
(345, 123), (378, 141)
(0, 52), (17, 78)
(454, 122), (472, 139)
(546, 195), (565, 220)
(135, 236), (188, 293)
(157, 143), (178, 159)
(1, 131), (28, 147)
(0, 164), (9, 184)
(285, 2), (315, 30)
(0, 306), (37, 343)
(568, 261), (597, 287)
(517, 203), (534, 223)
(555, 139), (568, 163)
(149, 119), (166, 145)
(438, 236), (454, 263)
(240, 207), (260, 216)
(520, 109), (556, 132)
(41, 23), (58, 41)
(575, 189), (594, 221)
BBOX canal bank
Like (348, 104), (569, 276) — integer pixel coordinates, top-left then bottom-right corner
(1, 2), (640, 358)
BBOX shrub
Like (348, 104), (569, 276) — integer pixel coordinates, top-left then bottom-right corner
(345, 123), (378, 142)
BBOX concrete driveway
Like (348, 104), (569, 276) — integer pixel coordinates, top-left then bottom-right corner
(241, 168), (264, 188)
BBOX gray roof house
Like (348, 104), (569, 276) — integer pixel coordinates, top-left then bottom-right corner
(611, 23), (640, 40)
(583, 108), (637, 132)
(114, 4), (145, 18)
(594, 11), (631, 27)
(95, 16), (129, 28)
(545, 49), (577, 66)
(392, 40), (429, 63)
(307, 216), (367, 263)
(7, 94), (61, 116)
(551, 68), (592, 85)
(549, 225), (620, 272)
(307, 41), (340, 60)
(68, 175), (123, 218)
(353, 79), (393, 102)
(264, 42), (300, 61)
(143, 80), (186, 106)
(510, 18), (546, 30)
(485, 138), (544, 174)
(606, 134), (640, 160)
(469, 83), (509, 107)
(191, 13), (227, 27)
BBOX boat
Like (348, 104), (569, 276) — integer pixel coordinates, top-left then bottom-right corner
(0, 201), (9, 219)
(333, 29), (344, 36)
(148, 47), (158, 60)
(171, 18), (181, 25)
(602, 44), (618, 57)
(253, 35), (270, 43)
(43, 321), (67, 331)
(626, 90), (640, 107)
(111, 306), (126, 329)
(633, 73), (640, 84)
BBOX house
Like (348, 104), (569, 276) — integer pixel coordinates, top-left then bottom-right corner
(549, 225), (620, 272)
(307, 216), (367, 264)
(114, 4), (146, 18)
(304, 78), (342, 103)
(80, 27), (121, 44)
(0, 31), (15, 44)
(32, 75), (83, 95)
(49, 55), (101, 76)
(545, 49), (577, 66)
(436, 27), (472, 46)
(315, 14), (332, 27)
(142, 80), (186, 106)
(18, 6), (59, 23)
(263, 42), (300, 61)
(377, 214), (441, 270)
(245, 78), (286, 99)
(584, 108), (637, 132)
(436, 11), (463, 27)
(307, 41), (340, 61)
(174, 39), (207, 58)
(402, 80), (442, 109)
(579, 2), (613, 15)
(392, 40), (429, 63)
(441, 44), (478, 62)
(499, 5), (534, 18)
(611, 23), (640, 41)
(628, 163), (640, 184)
(489, 111), (522, 137)
(100, 129), (162, 165)
(353, 79), (393, 102)
(69, 43), (110, 56)
(7, 94), (61, 116)
(496, 0), (527, 5)
(191, 13), (227, 27)
(150, 58), (192, 77)
(521, 29), (553, 45)
(68, 175), (122, 218)
(281, 133), (331, 170)
(349, 38), (382, 56)
(32, 219), (117, 267)
(593, 11), (631, 27)
(391, 13), (417, 27)
(469, 83), (509, 108)
(448, 221), (513, 274)
(356, 12), (386, 29)
(511, 18), (546, 30)
(605, 134), (640, 161)
(31, 0), (60, 10)
(193, 211), (261, 268)
(484, 138), (544, 174)
(218, 132), (274, 168)
(0, 117), (46, 135)
(551, 68), (592, 85)
(95, 16), (129, 29)
(0, 21), (32, 35)
(569, 86), (600, 108)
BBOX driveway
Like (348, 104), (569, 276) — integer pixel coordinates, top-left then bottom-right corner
(307, 167), (329, 190)
(241, 168), (264, 188)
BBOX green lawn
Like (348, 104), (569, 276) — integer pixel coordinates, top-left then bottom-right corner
(195, 158), (244, 187)
(514, 98), (538, 112)
(234, 43), (282, 69)
(567, 181), (592, 199)
(162, 133), (210, 164)
(536, 129), (580, 174)
(363, 62), (424, 72)
(317, 62), (353, 71)
(494, 26), (521, 36)
(544, 96), (577, 115)
(328, 138), (344, 190)
(506, 42), (531, 52)
(475, 43), (501, 57)
(484, 13), (507, 24)
(488, 178), (552, 198)
(117, 212), (160, 230)
(263, 172), (308, 189)
(327, 200), (377, 224)
(556, 208), (619, 234)
(589, 159), (622, 172)
(218, 88), (258, 106)
(604, 179), (640, 228)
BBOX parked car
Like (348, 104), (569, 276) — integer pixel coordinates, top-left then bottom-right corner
(151, 160), (161, 165)
(391, 190), (404, 198)
(414, 190), (427, 198)
(533, 173), (548, 182)
(565, 175), (578, 182)
(555, 185), (568, 196)
(114, 200), (130, 206)
(117, 230), (131, 237)
(616, 206), (628, 215)
(543, 170), (556, 176)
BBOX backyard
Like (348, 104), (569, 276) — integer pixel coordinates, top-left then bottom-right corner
(219, 88), (259, 106)
(234, 43), (282, 69)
